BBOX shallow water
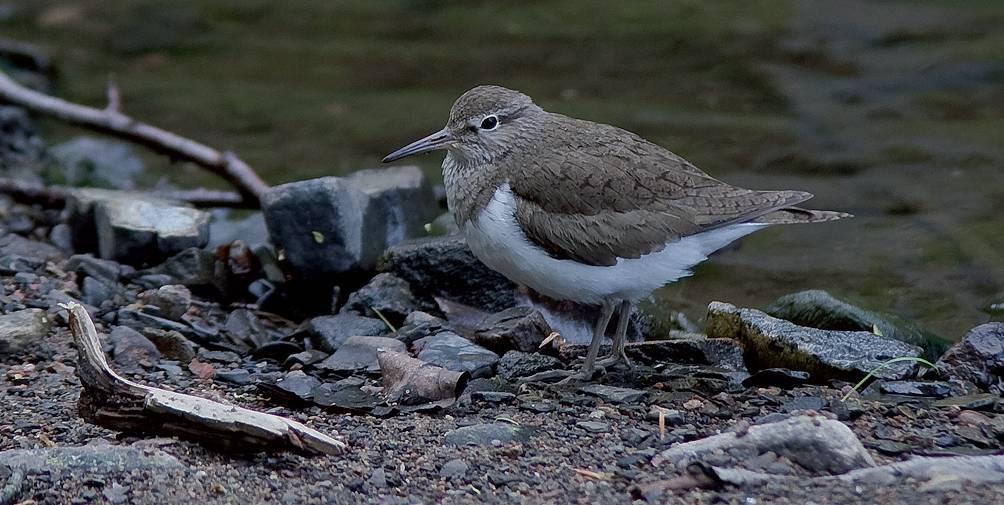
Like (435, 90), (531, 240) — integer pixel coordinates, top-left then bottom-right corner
(4, 0), (1002, 339)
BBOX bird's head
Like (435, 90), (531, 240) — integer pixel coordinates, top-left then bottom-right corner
(382, 85), (543, 165)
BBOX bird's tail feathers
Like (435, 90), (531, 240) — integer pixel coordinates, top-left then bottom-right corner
(756, 207), (852, 225)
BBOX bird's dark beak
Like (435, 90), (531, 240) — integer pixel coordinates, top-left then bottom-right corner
(382, 127), (454, 163)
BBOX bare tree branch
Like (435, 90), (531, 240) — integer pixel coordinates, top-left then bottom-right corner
(62, 302), (346, 456)
(0, 176), (251, 209)
(0, 69), (270, 205)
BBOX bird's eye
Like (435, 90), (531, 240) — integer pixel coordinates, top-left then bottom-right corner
(480, 115), (499, 131)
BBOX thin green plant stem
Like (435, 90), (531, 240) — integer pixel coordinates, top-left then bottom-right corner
(369, 306), (397, 333)
(841, 356), (938, 401)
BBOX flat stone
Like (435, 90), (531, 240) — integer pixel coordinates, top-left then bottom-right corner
(301, 314), (389, 353)
(766, 289), (948, 359)
(415, 331), (499, 378)
(137, 248), (218, 288)
(444, 423), (531, 446)
(576, 421), (611, 433)
(933, 394), (1000, 411)
(496, 351), (562, 381)
(0, 309), (50, 355)
(64, 254), (123, 284)
(312, 381), (381, 412)
(936, 323), (1004, 393)
(317, 335), (406, 373)
(473, 306), (552, 354)
(340, 273), (421, 326)
(878, 380), (953, 398)
(216, 368), (252, 385)
(707, 302), (922, 382)
(742, 368), (811, 388)
(81, 276), (115, 307)
(0, 444), (182, 478)
(0, 233), (64, 272)
(781, 396), (825, 413)
(141, 329), (196, 362)
(262, 176), (384, 276)
(470, 391), (516, 404)
(377, 235), (517, 313)
(580, 384), (647, 404)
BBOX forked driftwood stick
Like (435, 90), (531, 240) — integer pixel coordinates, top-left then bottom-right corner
(62, 302), (345, 455)
(0, 177), (249, 209)
(0, 69), (269, 205)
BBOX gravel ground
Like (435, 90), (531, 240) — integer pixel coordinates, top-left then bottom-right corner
(2, 324), (1001, 504)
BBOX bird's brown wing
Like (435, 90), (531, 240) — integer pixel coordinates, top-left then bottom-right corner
(508, 117), (811, 266)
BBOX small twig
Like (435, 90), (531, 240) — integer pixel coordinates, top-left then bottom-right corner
(0, 68), (269, 205)
(105, 75), (121, 113)
(573, 468), (608, 480)
(0, 176), (252, 209)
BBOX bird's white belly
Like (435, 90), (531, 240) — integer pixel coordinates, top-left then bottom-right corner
(462, 183), (768, 304)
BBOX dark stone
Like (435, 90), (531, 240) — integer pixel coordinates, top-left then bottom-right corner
(224, 309), (269, 349)
(377, 235), (517, 313)
(496, 351), (562, 381)
(282, 350), (329, 369)
(443, 423), (532, 446)
(199, 350), (241, 363)
(48, 224), (74, 253)
(415, 331), (499, 378)
(470, 391), (516, 404)
(0, 309), (50, 355)
(216, 368), (252, 385)
(472, 306), (552, 354)
(137, 248), (218, 288)
(707, 302), (922, 382)
(0, 233), (64, 273)
(579, 384), (647, 404)
(266, 370), (321, 403)
(261, 176), (385, 275)
(936, 323), (1004, 393)
(743, 368), (811, 388)
(109, 326), (160, 371)
(81, 276), (115, 307)
(300, 314), (389, 353)
(766, 289), (948, 359)
(313, 381), (381, 412)
(878, 380), (953, 398)
(251, 341), (303, 362)
(781, 396), (826, 413)
(140, 329), (196, 362)
(65, 255), (123, 285)
(577, 421), (611, 433)
(341, 273), (422, 326)
(316, 336), (406, 373)
(147, 285), (191, 321)
(117, 307), (193, 338)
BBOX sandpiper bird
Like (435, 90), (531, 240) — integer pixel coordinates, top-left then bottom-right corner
(384, 85), (849, 379)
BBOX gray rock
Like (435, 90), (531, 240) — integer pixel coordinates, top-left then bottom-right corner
(81, 276), (115, 307)
(936, 323), (1004, 393)
(0, 309), (50, 354)
(207, 210), (270, 249)
(341, 273), (421, 326)
(317, 335), (405, 373)
(271, 370), (321, 402)
(110, 326), (160, 371)
(579, 384), (647, 404)
(378, 235), (517, 313)
(444, 422), (532, 446)
(137, 248), (218, 288)
(877, 380), (952, 398)
(576, 421), (611, 433)
(65, 254), (123, 284)
(742, 368), (811, 388)
(141, 329), (196, 362)
(96, 196), (210, 264)
(0, 444), (182, 478)
(496, 351), (562, 381)
(262, 176), (384, 275)
(49, 136), (144, 190)
(223, 309), (268, 349)
(706, 302), (922, 382)
(199, 350), (241, 363)
(0, 233), (64, 273)
(147, 284), (191, 321)
(416, 331), (499, 378)
(312, 380), (381, 411)
(439, 458), (469, 479)
(473, 306), (552, 354)
(48, 223), (74, 253)
(345, 165), (438, 247)
(302, 314), (389, 353)
(766, 290), (948, 359)
(0, 106), (46, 174)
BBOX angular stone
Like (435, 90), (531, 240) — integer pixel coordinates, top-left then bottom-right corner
(473, 306), (552, 354)
(317, 335), (405, 373)
(415, 331), (499, 378)
(576, 421), (610, 433)
(444, 423), (531, 446)
(878, 380), (953, 398)
(496, 351), (562, 381)
(140, 328), (195, 363)
(0, 444), (182, 478)
(580, 384), (647, 404)
(0, 233), (64, 273)
(137, 248), (218, 288)
(742, 368), (811, 388)
(936, 323), (1004, 393)
(707, 302), (922, 382)
(147, 285), (192, 321)
(301, 314), (389, 353)
(109, 326), (160, 371)
(64, 254), (123, 285)
(81, 276), (115, 307)
(766, 290), (948, 359)
(262, 176), (383, 275)
(340, 273), (421, 326)
(378, 235), (517, 313)
(0, 309), (50, 355)
(345, 165), (438, 247)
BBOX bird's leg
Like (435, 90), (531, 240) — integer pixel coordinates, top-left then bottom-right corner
(597, 300), (633, 369)
(555, 299), (616, 384)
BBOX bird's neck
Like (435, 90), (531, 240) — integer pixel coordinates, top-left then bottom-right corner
(442, 152), (506, 227)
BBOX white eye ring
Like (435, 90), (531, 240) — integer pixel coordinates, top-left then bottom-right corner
(479, 115), (499, 131)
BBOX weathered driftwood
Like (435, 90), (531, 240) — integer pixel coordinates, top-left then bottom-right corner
(63, 302), (344, 455)
(0, 176), (249, 209)
(0, 69), (269, 205)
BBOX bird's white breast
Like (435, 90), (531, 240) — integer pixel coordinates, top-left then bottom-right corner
(462, 183), (768, 304)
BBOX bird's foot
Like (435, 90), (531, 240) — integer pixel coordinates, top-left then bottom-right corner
(554, 366), (604, 385)
(595, 350), (633, 370)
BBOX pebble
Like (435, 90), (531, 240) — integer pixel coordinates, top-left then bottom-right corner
(439, 459), (469, 479)
(576, 421), (610, 433)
